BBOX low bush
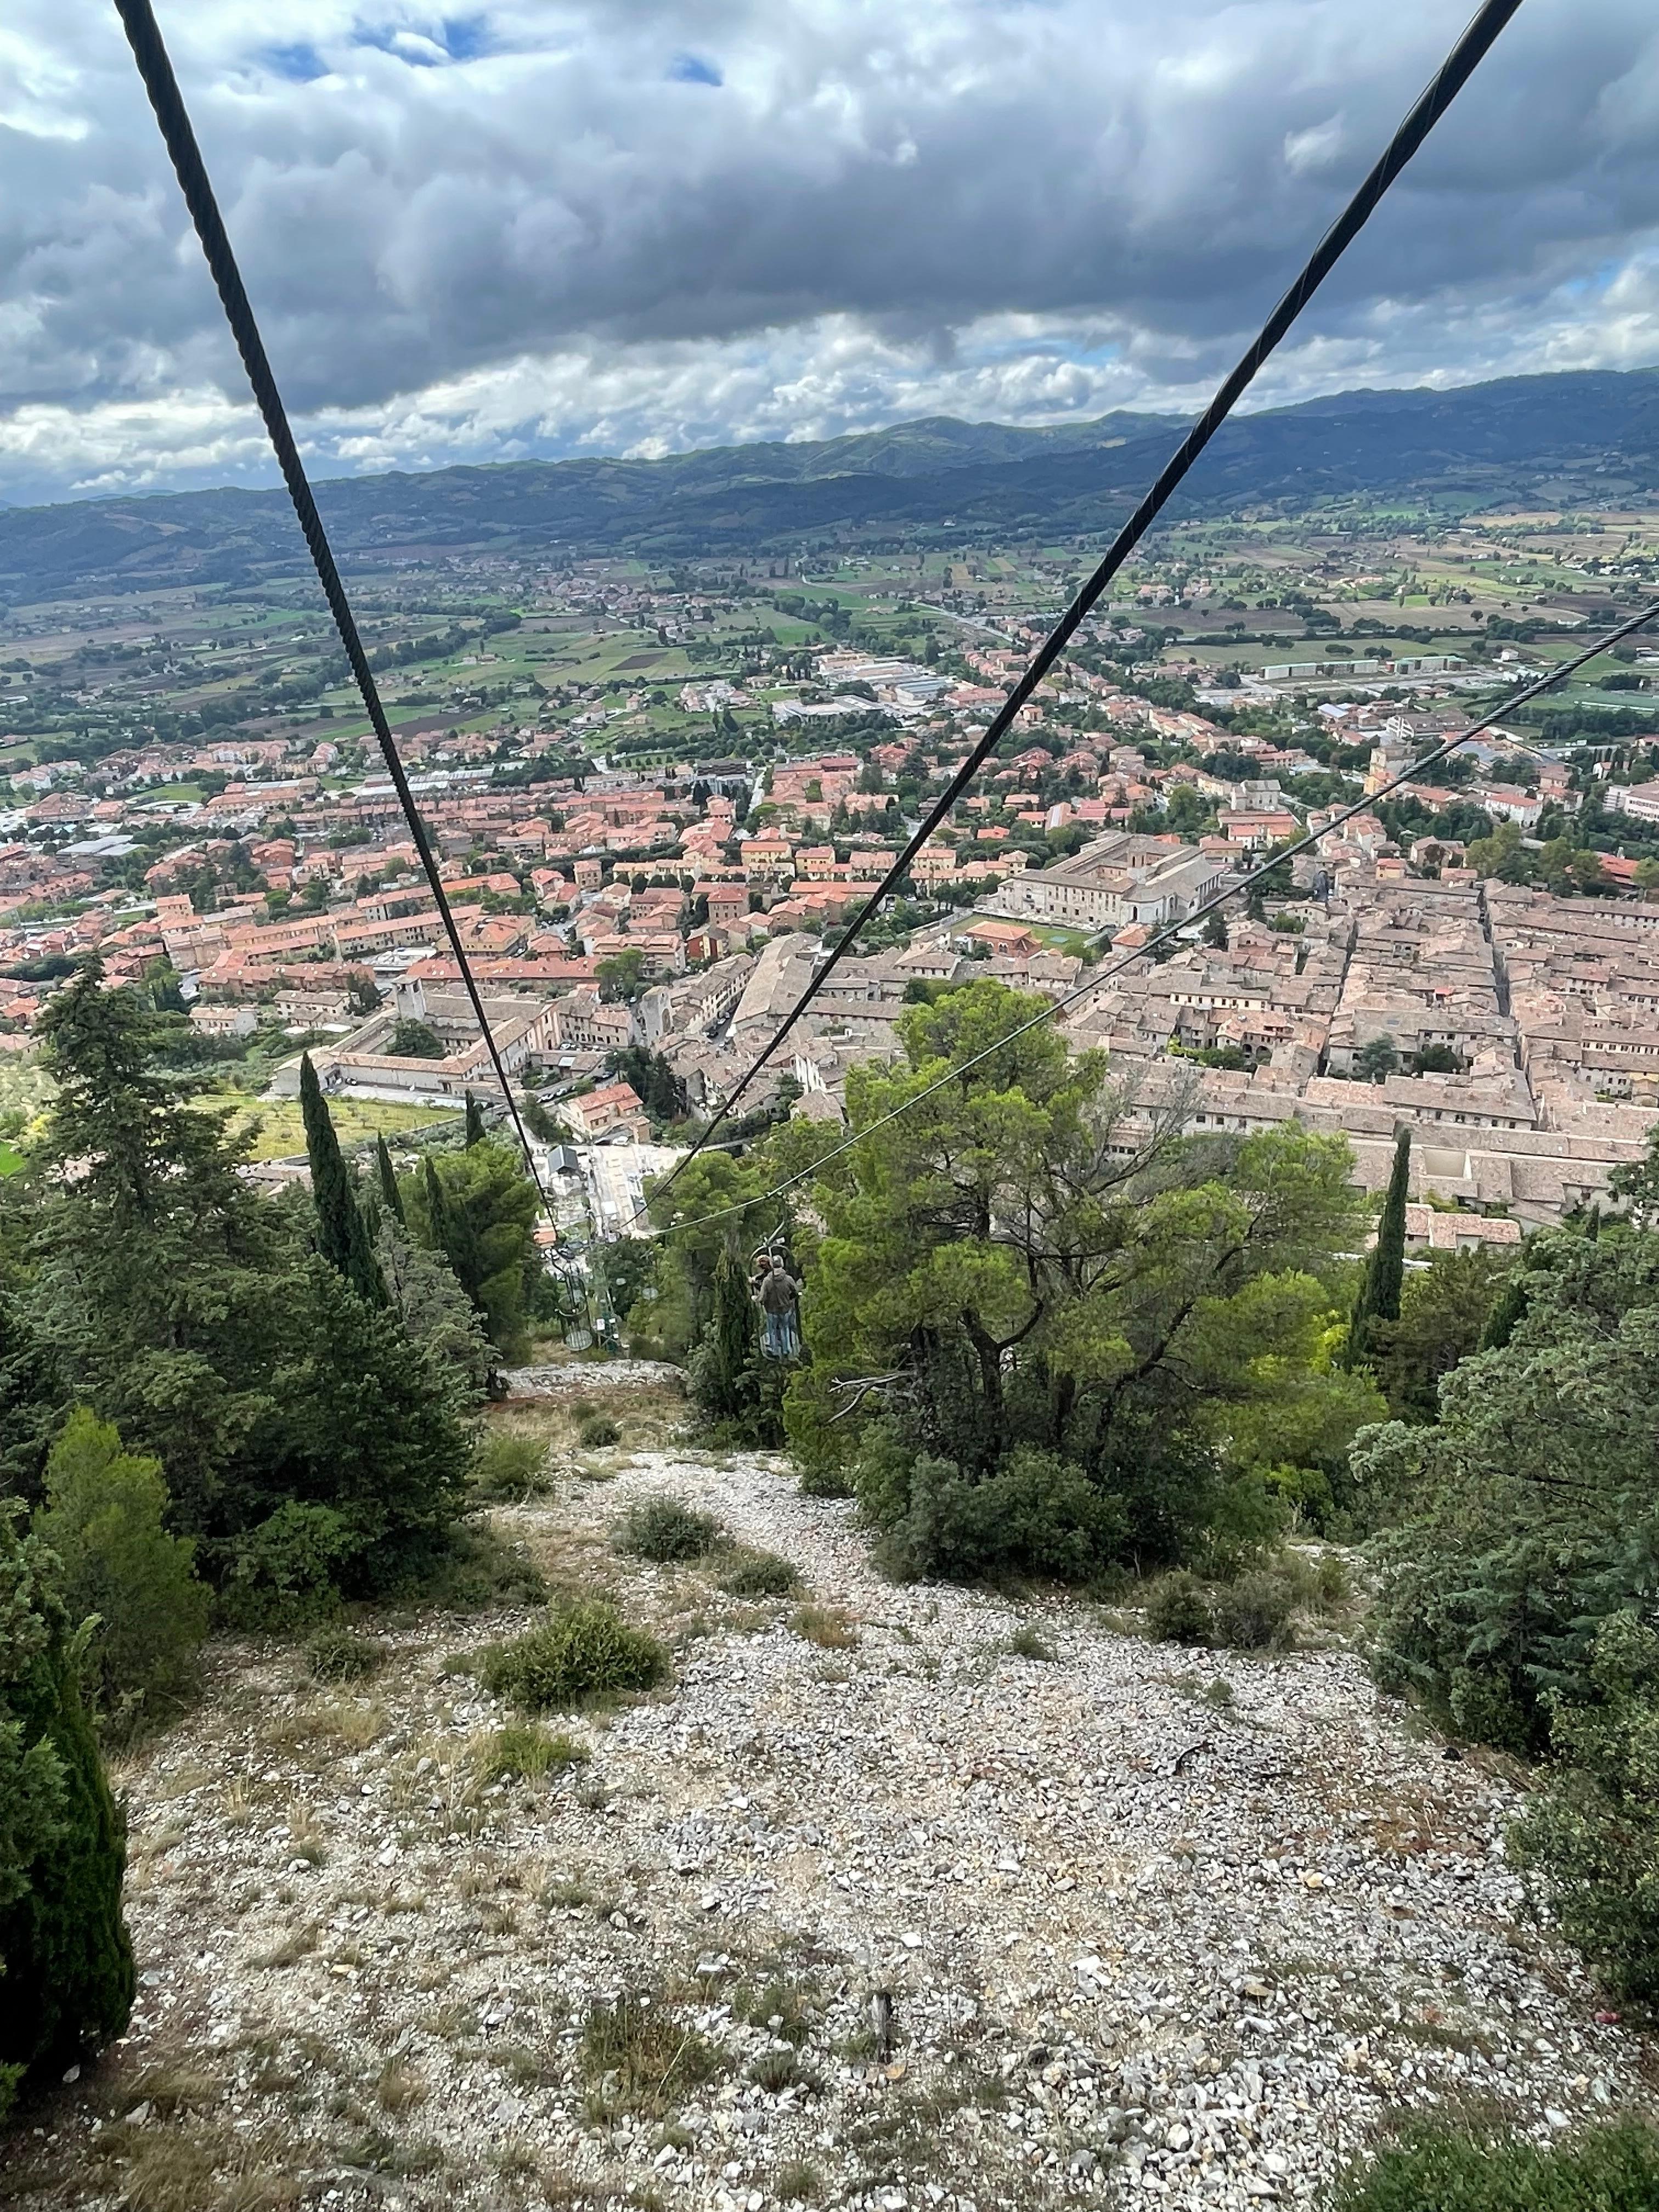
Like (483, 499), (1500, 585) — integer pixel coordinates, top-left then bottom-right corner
(1210, 1568), (1296, 1651)
(856, 1436), (1127, 1583)
(414, 1525), (548, 1612)
(1146, 1572), (1211, 1646)
(473, 1723), (589, 1785)
(577, 1417), (621, 1450)
(1329, 2117), (1659, 2212)
(612, 1496), (724, 1563)
(31, 1408), (209, 1737)
(716, 1547), (800, 1598)
(306, 1625), (386, 1682)
(1005, 1623), (1058, 1662)
(481, 1600), (669, 1713)
(471, 1430), (553, 1499)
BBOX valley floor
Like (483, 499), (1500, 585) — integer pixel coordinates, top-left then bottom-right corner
(7, 1365), (1652, 2212)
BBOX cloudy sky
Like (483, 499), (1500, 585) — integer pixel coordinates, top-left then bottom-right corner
(2, 0), (1658, 507)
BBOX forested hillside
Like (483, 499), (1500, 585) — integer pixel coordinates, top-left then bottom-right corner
(6, 367), (1659, 599)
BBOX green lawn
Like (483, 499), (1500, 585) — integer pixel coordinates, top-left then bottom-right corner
(0, 1142), (24, 1177)
(223, 1094), (460, 1161)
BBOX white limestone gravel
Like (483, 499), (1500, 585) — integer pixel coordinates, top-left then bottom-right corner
(11, 1398), (1652, 2212)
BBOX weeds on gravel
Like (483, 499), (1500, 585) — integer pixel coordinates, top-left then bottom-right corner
(305, 1625), (386, 1681)
(612, 1496), (724, 1562)
(733, 1977), (819, 2047)
(473, 1722), (590, 1784)
(793, 1602), (857, 1650)
(255, 1922), (319, 1970)
(483, 1600), (669, 1713)
(717, 1547), (802, 1598)
(775, 2160), (821, 2204)
(581, 1988), (725, 2120)
(416, 1522), (549, 1611)
(1330, 2117), (1659, 2211)
(282, 1805), (326, 1867)
(1004, 1623), (1058, 1662)
(750, 2047), (816, 2095)
(94, 2114), (302, 2212)
(375, 2057), (426, 2114)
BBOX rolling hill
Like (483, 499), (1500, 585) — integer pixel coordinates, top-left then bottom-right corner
(4, 366), (1659, 601)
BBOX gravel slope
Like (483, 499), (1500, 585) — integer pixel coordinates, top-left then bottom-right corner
(7, 1406), (1653, 2212)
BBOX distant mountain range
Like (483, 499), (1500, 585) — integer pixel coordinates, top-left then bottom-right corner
(5, 367), (1659, 602)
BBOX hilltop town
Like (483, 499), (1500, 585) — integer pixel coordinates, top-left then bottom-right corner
(5, 500), (1659, 1266)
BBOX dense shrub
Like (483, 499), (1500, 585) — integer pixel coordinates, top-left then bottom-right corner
(0, 1509), (134, 2116)
(578, 1416), (621, 1449)
(31, 1408), (209, 1736)
(716, 1547), (801, 1598)
(481, 1600), (669, 1713)
(1360, 1229), (1659, 1756)
(1146, 1572), (1212, 1645)
(1329, 2118), (1659, 2212)
(1210, 1568), (1296, 1651)
(471, 1429), (553, 1498)
(612, 1496), (724, 1563)
(1508, 1612), (1659, 2002)
(854, 1431), (1126, 1583)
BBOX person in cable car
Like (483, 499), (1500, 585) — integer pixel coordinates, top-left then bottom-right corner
(752, 1251), (803, 1361)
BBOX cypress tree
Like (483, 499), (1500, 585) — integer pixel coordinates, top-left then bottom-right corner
(707, 1251), (757, 1421)
(376, 1132), (405, 1224)
(298, 1054), (383, 1306)
(423, 1155), (483, 1311)
(1347, 1125), (1411, 1368)
(0, 1514), (134, 2111)
(464, 1092), (486, 1147)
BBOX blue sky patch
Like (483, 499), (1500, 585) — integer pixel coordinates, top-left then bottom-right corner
(669, 52), (723, 86)
(260, 41), (329, 81)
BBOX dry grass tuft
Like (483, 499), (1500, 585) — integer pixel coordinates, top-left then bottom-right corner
(792, 1604), (858, 1651)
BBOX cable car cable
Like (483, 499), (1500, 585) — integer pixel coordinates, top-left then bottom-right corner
(645, 0), (1526, 1207)
(114, 0), (552, 1209)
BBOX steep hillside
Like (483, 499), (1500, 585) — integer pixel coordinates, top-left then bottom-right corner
(8, 1363), (1645, 2212)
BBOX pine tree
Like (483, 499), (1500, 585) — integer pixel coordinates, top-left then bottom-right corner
(1346, 1125), (1411, 1368)
(298, 1055), (383, 1306)
(464, 1092), (486, 1147)
(1203, 907), (1228, 950)
(376, 1133), (405, 1224)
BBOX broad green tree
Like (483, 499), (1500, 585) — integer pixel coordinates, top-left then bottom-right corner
(22, 968), (469, 1613)
(777, 980), (1378, 1576)
(408, 1141), (540, 1357)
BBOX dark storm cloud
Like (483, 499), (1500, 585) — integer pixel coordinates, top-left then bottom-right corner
(2, 0), (1658, 496)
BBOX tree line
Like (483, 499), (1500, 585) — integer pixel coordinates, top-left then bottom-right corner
(0, 967), (548, 2106)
